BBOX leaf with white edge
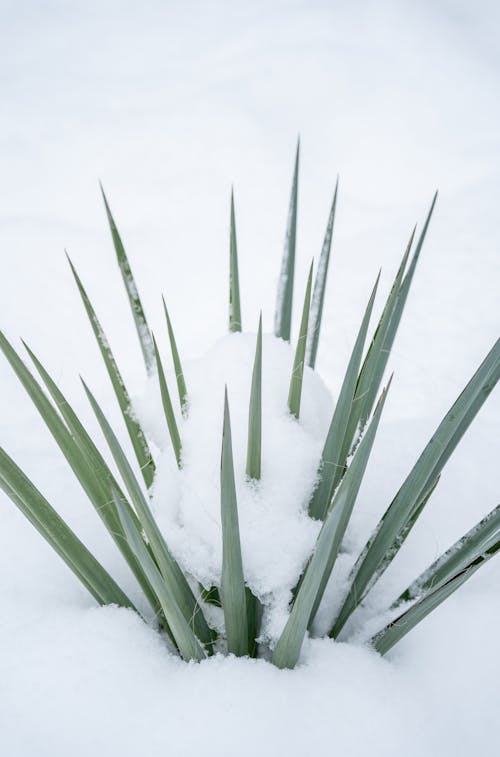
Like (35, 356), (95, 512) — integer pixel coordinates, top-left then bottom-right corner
(67, 253), (156, 488)
(275, 139), (300, 342)
(220, 389), (249, 656)
(306, 179), (338, 369)
(113, 489), (207, 662)
(371, 541), (500, 656)
(82, 379), (213, 650)
(152, 333), (182, 468)
(331, 337), (500, 638)
(272, 381), (391, 670)
(308, 270), (380, 521)
(162, 296), (188, 414)
(394, 502), (500, 607)
(229, 189), (242, 332)
(0, 447), (134, 609)
(100, 183), (155, 374)
(246, 314), (262, 480)
(288, 261), (313, 419)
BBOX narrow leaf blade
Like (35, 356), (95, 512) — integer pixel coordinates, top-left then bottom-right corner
(229, 189), (242, 332)
(246, 314), (262, 480)
(275, 139), (300, 342)
(67, 254), (155, 488)
(220, 389), (249, 656)
(288, 261), (313, 419)
(306, 179), (338, 369)
(100, 184), (155, 374)
(162, 296), (188, 413)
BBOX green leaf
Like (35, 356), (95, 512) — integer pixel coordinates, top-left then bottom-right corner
(335, 227), (415, 475)
(356, 193), (438, 434)
(394, 502), (500, 607)
(288, 261), (313, 419)
(331, 337), (500, 638)
(162, 296), (188, 414)
(246, 314), (262, 480)
(275, 138), (300, 342)
(66, 253), (156, 489)
(0, 447), (134, 609)
(306, 178), (338, 369)
(220, 388), (249, 656)
(0, 331), (161, 616)
(308, 271), (380, 521)
(246, 586), (263, 658)
(229, 189), (242, 332)
(113, 489), (207, 662)
(100, 184), (155, 375)
(82, 380), (213, 650)
(272, 381), (391, 669)
(371, 540), (500, 656)
(152, 333), (182, 468)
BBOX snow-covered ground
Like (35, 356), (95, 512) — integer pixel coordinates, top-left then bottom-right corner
(1, 1), (499, 755)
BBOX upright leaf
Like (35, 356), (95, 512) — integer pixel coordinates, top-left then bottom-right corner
(288, 261), (313, 419)
(331, 337), (500, 638)
(356, 193), (437, 433)
(246, 314), (262, 480)
(152, 333), (182, 468)
(308, 271), (380, 520)
(162, 296), (188, 413)
(275, 139), (300, 342)
(100, 184), (155, 374)
(306, 179), (338, 369)
(67, 254), (155, 488)
(335, 227), (415, 475)
(220, 389), (249, 656)
(229, 189), (242, 332)
(272, 381), (391, 669)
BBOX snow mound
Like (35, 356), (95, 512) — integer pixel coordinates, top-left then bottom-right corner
(134, 331), (334, 641)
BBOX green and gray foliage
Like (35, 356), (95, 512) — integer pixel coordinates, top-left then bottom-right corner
(1, 149), (498, 668)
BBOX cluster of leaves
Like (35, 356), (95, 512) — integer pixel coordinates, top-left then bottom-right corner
(1, 145), (499, 669)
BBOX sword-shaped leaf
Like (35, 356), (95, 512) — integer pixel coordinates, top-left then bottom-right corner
(113, 489), (206, 662)
(0, 447), (134, 609)
(100, 184), (155, 374)
(82, 380), (213, 650)
(331, 337), (500, 638)
(162, 296), (188, 414)
(0, 331), (161, 615)
(275, 139), (300, 342)
(306, 179), (338, 369)
(246, 314), (262, 481)
(272, 381), (391, 670)
(152, 333), (182, 468)
(394, 502), (500, 607)
(371, 540), (500, 656)
(288, 261), (313, 419)
(356, 193), (437, 434)
(308, 271), (380, 521)
(229, 189), (242, 332)
(220, 389), (248, 656)
(67, 254), (155, 489)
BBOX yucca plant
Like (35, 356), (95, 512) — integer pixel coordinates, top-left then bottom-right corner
(1, 146), (499, 670)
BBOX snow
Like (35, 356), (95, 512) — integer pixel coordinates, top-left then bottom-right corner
(1, 1), (500, 755)
(135, 333), (328, 643)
